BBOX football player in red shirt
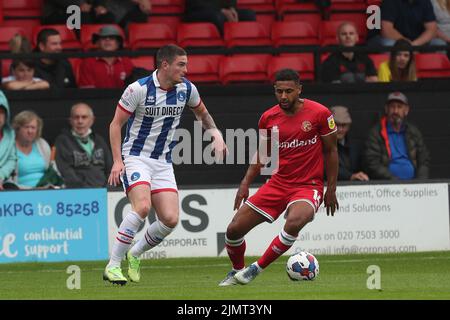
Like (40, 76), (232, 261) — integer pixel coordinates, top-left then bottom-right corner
(219, 68), (339, 286)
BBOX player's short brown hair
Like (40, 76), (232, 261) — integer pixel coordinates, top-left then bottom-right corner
(156, 44), (187, 68)
(274, 68), (300, 84)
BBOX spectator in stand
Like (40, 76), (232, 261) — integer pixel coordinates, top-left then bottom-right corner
(296, 0), (331, 19)
(369, 0), (445, 47)
(431, 0), (450, 53)
(54, 103), (112, 188)
(330, 106), (369, 181)
(321, 22), (378, 83)
(364, 92), (430, 180)
(378, 39), (417, 82)
(10, 111), (63, 189)
(9, 34), (32, 54)
(34, 28), (77, 88)
(43, 0), (151, 28)
(78, 25), (133, 88)
(95, 0), (151, 29)
(184, 0), (256, 35)
(2, 60), (50, 90)
(42, 0), (96, 25)
(0, 91), (17, 190)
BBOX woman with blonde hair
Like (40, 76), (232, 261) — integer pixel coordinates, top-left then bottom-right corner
(11, 110), (61, 189)
(378, 39), (417, 82)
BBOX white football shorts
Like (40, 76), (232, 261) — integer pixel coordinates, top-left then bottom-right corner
(121, 156), (178, 194)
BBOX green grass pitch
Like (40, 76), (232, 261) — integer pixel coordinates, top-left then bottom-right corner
(0, 251), (449, 300)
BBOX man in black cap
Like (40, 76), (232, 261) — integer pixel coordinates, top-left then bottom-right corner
(330, 106), (369, 181)
(364, 92), (430, 180)
(78, 25), (134, 88)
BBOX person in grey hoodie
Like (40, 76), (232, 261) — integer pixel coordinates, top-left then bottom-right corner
(0, 91), (17, 190)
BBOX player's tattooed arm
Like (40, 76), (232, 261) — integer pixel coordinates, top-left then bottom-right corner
(191, 101), (218, 130)
(190, 101), (228, 159)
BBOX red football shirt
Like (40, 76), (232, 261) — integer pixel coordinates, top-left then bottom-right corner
(258, 99), (336, 188)
(78, 57), (134, 88)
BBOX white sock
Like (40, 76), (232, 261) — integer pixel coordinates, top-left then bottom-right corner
(107, 211), (144, 268)
(130, 220), (174, 257)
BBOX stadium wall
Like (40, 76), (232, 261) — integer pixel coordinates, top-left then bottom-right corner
(5, 80), (450, 184)
(1, 182), (449, 263)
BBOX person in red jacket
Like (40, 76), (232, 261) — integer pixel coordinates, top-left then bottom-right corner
(78, 25), (133, 88)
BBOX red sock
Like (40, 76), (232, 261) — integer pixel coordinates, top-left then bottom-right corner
(257, 234), (293, 269)
(225, 240), (246, 270)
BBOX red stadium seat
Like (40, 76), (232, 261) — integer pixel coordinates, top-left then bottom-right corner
(329, 13), (366, 27)
(219, 54), (271, 84)
(320, 52), (331, 63)
(177, 23), (225, 48)
(80, 24), (126, 51)
(0, 27), (26, 52)
(32, 25), (81, 51)
(68, 58), (82, 86)
(366, 0), (382, 6)
(271, 21), (320, 47)
(329, 0), (366, 12)
(415, 53), (450, 79)
(368, 53), (389, 70)
(147, 16), (181, 29)
(320, 20), (366, 46)
(186, 55), (222, 84)
(1, 59), (12, 77)
(282, 13), (321, 30)
(224, 21), (272, 48)
(128, 23), (176, 50)
(237, 0), (276, 13)
(0, 19), (39, 40)
(131, 56), (156, 71)
(151, 0), (185, 14)
(274, 54), (315, 81)
(275, 0), (319, 17)
(2, 0), (42, 18)
(255, 13), (276, 34)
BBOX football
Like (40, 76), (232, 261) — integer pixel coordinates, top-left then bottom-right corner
(286, 251), (319, 281)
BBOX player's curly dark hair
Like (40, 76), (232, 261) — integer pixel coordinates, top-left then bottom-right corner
(274, 68), (300, 84)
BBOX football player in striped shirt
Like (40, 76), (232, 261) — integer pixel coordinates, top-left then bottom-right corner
(103, 44), (227, 285)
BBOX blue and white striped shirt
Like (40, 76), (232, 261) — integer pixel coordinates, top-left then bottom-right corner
(118, 70), (201, 162)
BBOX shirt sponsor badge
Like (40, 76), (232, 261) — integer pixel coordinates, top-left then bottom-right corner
(327, 115), (336, 130)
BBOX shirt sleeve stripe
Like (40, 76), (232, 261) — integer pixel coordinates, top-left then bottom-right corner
(189, 99), (202, 109)
(321, 128), (337, 137)
(117, 103), (133, 115)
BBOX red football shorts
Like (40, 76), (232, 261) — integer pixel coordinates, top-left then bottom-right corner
(245, 180), (324, 223)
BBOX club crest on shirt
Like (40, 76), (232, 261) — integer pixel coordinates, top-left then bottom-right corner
(131, 172), (141, 181)
(302, 121), (312, 132)
(327, 115), (336, 130)
(177, 91), (186, 102)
